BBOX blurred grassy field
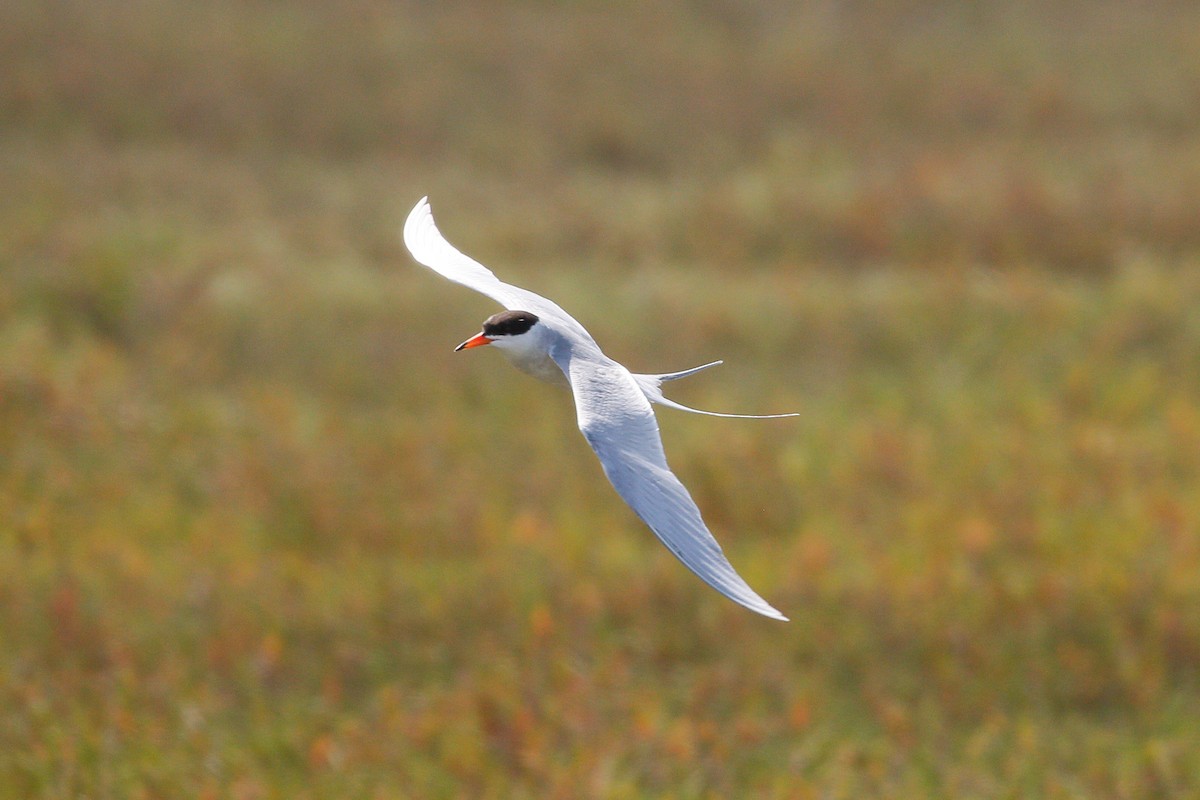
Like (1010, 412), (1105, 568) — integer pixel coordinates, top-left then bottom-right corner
(3, 0), (1200, 797)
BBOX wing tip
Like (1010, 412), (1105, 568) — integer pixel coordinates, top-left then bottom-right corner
(760, 606), (790, 622)
(737, 593), (789, 621)
(403, 196), (436, 258)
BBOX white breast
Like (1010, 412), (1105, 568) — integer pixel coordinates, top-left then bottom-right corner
(502, 348), (570, 386)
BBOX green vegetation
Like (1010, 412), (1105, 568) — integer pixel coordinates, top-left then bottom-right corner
(2, 1), (1200, 797)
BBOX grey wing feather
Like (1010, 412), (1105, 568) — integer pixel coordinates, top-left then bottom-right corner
(565, 356), (788, 621)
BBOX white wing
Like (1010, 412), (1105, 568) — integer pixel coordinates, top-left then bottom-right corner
(403, 197), (589, 337)
(561, 353), (788, 621)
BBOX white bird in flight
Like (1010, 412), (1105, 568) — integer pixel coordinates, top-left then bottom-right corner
(403, 197), (795, 621)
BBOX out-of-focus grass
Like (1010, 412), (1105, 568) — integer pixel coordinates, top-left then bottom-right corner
(7, 0), (1200, 272)
(2, 1), (1200, 797)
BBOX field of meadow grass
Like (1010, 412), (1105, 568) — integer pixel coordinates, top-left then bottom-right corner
(3, 0), (1200, 797)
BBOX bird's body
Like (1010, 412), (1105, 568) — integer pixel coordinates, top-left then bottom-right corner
(404, 197), (794, 621)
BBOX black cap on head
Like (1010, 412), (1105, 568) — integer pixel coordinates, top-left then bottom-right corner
(482, 310), (539, 337)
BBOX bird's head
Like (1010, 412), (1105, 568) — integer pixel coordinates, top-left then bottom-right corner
(455, 310), (541, 353)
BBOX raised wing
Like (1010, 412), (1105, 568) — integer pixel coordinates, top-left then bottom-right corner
(563, 354), (788, 621)
(403, 197), (586, 334)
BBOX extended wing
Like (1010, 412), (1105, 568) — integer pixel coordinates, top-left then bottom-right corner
(403, 197), (590, 337)
(561, 352), (788, 621)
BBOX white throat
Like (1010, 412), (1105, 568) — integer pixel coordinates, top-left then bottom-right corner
(490, 324), (569, 386)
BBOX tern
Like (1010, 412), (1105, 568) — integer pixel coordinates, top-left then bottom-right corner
(403, 197), (794, 621)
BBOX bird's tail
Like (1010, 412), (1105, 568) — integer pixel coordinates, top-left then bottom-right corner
(630, 361), (799, 419)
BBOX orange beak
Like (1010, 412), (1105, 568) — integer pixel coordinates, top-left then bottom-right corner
(454, 332), (493, 351)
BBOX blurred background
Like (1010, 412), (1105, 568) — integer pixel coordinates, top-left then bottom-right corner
(2, 0), (1200, 796)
